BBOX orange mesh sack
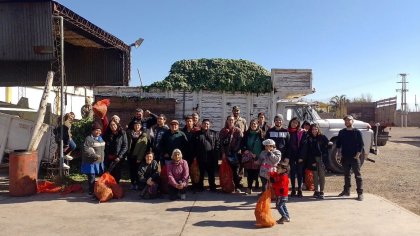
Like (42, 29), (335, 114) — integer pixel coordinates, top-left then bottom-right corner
(305, 169), (315, 191)
(98, 172), (123, 199)
(99, 172), (117, 186)
(190, 158), (200, 184)
(93, 99), (110, 119)
(219, 156), (234, 193)
(94, 181), (113, 202)
(254, 188), (276, 228)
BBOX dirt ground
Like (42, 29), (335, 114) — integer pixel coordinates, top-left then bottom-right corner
(324, 127), (420, 216)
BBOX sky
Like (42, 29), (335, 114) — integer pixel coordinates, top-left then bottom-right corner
(58, 0), (420, 110)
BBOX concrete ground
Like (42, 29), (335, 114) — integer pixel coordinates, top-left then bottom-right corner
(1, 171), (420, 236)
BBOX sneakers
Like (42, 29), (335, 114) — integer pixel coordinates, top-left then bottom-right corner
(277, 216), (291, 224)
(313, 191), (320, 198)
(245, 188), (252, 195)
(357, 194), (364, 201)
(290, 189), (296, 197)
(235, 188), (243, 194)
(64, 155), (73, 161)
(319, 192), (325, 199)
(338, 191), (350, 197)
(180, 194), (186, 200)
(62, 163), (70, 169)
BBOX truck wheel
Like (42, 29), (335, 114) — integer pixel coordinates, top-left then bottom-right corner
(328, 142), (344, 174)
(328, 143), (366, 174)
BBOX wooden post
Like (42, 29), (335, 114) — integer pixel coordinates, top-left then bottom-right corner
(27, 71), (54, 151)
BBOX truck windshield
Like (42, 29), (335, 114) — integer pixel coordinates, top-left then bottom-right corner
(293, 105), (321, 122)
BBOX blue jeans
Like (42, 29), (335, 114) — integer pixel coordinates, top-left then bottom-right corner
(276, 197), (289, 218)
(64, 139), (77, 155)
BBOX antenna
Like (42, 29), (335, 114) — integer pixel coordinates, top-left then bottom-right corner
(396, 73), (409, 127)
(137, 68), (143, 88)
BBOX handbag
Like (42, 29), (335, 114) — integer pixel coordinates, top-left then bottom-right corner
(227, 153), (239, 166)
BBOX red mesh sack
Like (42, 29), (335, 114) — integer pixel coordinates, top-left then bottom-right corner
(255, 188), (276, 228)
(94, 181), (113, 202)
(190, 158), (200, 184)
(37, 181), (62, 193)
(93, 99), (110, 119)
(110, 184), (124, 199)
(160, 165), (169, 194)
(219, 155), (234, 193)
(305, 169), (315, 191)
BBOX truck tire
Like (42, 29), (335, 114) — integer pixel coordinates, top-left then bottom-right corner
(377, 140), (387, 146)
(328, 141), (366, 174)
(328, 142), (344, 174)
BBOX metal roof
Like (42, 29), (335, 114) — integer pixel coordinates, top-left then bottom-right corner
(0, 0), (131, 86)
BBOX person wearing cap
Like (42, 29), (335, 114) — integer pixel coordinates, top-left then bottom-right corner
(232, 106), (248, 134)
(336, 115), (364, 201)
(167, 149), (189, 200)
(159, 119), (188, 166)
(219, 115), (244, 193)
(256, 139), (282, 192)
(265, 114), (290, 161)
(111, 115), (121, 124)
(81, 124), (106, 196)
(127, 108), (158, 132)
(126, 120), (150, 190)
(150, 114), (169, 164)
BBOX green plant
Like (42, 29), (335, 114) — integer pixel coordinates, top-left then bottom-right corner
(146, 58), (272, 93)
(71, 118), (93, 153)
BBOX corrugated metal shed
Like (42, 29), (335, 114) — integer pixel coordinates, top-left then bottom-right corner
(0, 0), (131, 86)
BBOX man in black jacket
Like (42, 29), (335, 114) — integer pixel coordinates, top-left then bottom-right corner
(265, 114), (290, 161)
(193, 119), (220, 192)
(336, 115), (364, 201)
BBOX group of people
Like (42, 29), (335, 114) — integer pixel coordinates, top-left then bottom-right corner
(75, 105), (364, 222)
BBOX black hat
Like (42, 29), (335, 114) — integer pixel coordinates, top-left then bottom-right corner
(92, 123), (102, 131)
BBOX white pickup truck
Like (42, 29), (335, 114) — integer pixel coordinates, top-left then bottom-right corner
(276, 100), (376, 173)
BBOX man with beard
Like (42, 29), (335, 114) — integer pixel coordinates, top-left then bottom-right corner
(265, 114), (290, 161)
(336, 115), (364, 201)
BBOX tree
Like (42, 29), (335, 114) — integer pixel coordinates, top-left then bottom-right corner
(353, 93), (373, 102)
(330, 95), (349, 118)
(146, 58), (272, 93)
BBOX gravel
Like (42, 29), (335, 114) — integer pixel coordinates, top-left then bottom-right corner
(323, 127), (420, 216)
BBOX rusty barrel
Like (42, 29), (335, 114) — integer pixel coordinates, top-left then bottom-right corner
(9, 150), (38, 196)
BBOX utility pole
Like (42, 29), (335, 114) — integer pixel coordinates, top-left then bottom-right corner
(415, 94), (418, 112)
(396, 73), (408, 127)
